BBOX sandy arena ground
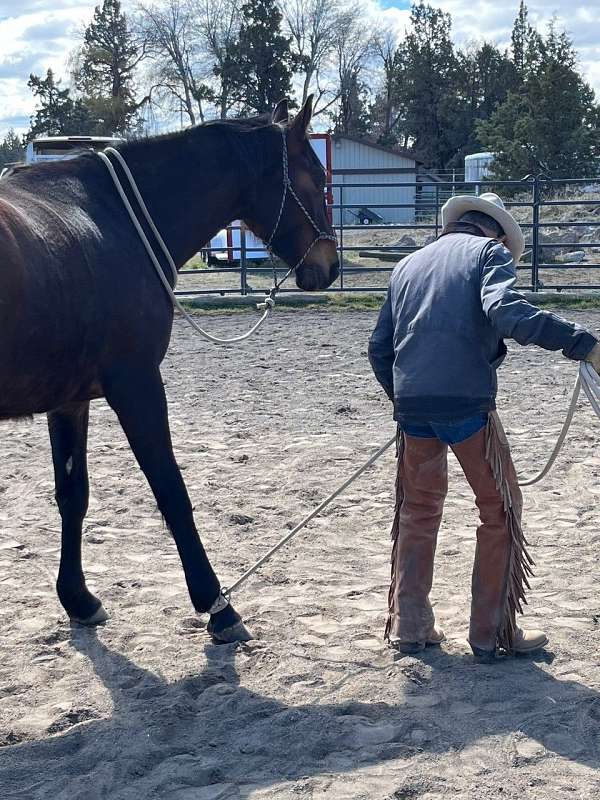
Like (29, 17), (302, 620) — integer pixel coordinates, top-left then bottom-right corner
(1, 308), (600, 799)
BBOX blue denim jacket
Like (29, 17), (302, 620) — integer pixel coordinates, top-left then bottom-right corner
(368, 233), (597, 424)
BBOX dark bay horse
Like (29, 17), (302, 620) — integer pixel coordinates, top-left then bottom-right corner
(0, 97), (339, 643)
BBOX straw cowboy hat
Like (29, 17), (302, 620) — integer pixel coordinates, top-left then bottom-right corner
(441, 192), (525, 262)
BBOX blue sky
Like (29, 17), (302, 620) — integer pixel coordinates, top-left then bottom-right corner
(1, 0), (599, 138)
(379, 0), (411, 8)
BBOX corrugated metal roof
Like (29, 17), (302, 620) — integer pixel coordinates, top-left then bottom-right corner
(331, 134), (421, 164)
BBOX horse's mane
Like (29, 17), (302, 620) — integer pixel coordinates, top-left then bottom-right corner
(121, 113), (275, 150)
(2, 114), (280, 183)
(118, 113), (281, 185)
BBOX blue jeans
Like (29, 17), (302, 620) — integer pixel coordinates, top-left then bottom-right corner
(401, 413), (488, 445)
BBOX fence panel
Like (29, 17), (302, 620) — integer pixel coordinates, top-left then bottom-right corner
(176, 175), (600, 297)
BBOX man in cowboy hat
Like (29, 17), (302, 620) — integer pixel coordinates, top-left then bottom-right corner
(368, 192), (600, 661)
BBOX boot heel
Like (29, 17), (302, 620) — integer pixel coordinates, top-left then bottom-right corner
(471, 645), (496, 663)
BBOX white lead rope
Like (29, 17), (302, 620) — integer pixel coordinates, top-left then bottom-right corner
(580, 361), (600, 418)
(223, 435), (397, 598)
(98, 132), (336, 346)
(97, 147), (276, 345)
(224, 361), (600, 597)
(518, 361), (600, 486)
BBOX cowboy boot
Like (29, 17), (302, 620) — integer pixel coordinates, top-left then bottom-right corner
(451, 413), (539, 659)
(386, 432), (448, 651)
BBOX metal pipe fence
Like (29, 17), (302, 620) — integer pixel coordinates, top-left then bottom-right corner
(177, 174), (600, 297)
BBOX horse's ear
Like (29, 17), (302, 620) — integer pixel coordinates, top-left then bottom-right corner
(289, 94), (314, 139)
(272, 99), (289, 124)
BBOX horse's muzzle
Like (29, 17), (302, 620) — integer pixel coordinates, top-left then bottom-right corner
(296, 259), (339, 292)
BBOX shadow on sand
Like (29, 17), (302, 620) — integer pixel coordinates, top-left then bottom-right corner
(1, 628), (599, 798)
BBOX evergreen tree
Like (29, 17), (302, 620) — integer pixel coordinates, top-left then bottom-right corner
(511, 0), (543, 80)
(454, 43), (518, 163)
(27, 69), (96, 140)
(0, 129), (25, 170)
(478, 21), (599, 178)
(462, 44), (517, 123)
(74, 0), (143, 134)
(511, 0), (528, 77)
(334, 73), (369, 136)
(392, 2), (461, 169)
(217, 0), (297, 115)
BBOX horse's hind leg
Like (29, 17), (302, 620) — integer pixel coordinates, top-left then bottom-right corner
(104, 365), (251, 643)
(48, 402), (107, 625)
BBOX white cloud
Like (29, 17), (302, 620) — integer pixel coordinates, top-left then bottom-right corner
(0, 0), (598, 138)
(377, 1), (599, 94)
(423, 1), (600, 90)
(0, 3), (97, 136)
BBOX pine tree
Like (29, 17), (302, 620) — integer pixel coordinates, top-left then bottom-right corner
(0, 129), (24, 170)
(334, 73), (369, 136)
(464, 44), (518, 122)
(217, 0), (297, 115)
(478, 21), (599, 178)
(27, 69), (96, 140)
(511, 0), (528, 77)
(454, 43), (518, 163)
(392, 2), (462, 169)
(74, 0), (142, 134)
(510, 0), (543, 80)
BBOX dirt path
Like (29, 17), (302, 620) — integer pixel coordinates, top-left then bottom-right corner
(1, 309), (600, 799)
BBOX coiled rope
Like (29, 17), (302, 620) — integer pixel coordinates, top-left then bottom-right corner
(518, 361), (600, 485)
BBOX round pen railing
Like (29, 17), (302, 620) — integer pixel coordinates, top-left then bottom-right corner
(177, 175), (600, 297)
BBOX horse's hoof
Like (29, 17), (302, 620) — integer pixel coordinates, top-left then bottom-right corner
(207, 619), (253, 644)
(70, 605), (109, 626)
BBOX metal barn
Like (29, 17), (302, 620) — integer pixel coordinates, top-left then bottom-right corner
(330, 135), (418, 226)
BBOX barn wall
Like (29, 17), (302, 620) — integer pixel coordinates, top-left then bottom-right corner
(331, 138), (417, 226)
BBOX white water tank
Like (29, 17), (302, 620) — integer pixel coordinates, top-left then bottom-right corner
(465, 152), (495, 182)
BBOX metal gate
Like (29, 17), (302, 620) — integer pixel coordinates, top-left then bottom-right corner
(176, 175), (600, 297)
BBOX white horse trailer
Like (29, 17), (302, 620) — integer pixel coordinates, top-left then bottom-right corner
(1, 136), (125, 179)
(207, 133), (332, 263)
(25, 136), (124, 164)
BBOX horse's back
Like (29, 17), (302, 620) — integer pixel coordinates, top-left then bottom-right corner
(0, 164), (172, 416)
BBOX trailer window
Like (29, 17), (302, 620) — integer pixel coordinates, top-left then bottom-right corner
(33, 141), (87, 156)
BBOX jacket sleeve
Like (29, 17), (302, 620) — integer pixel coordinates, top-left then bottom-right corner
(368, 289), (395, 400)
(480, 242), (597, 361)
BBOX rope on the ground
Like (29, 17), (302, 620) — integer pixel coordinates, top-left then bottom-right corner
(223, 435), (397, 598)
(225, 361), (600, 597)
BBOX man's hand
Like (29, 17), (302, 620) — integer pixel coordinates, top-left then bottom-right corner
(585, 341), (600, 375)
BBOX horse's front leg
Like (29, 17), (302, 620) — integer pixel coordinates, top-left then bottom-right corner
(104, 364), (251, 643)
(48, 401), (108, 624)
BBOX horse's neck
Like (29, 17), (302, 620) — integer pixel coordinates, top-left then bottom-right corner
(121, 128), (252, 269)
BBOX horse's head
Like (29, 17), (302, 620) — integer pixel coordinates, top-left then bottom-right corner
(243, 97), (339, 292)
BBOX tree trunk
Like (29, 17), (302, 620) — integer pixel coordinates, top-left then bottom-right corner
(302, 66), (314, 105)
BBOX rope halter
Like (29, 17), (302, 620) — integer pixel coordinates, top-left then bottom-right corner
(260, 128), (338, 298)
(97, 126), (337, 340)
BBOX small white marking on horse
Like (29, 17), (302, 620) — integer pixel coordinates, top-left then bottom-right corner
(66, 456), (73, 475)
